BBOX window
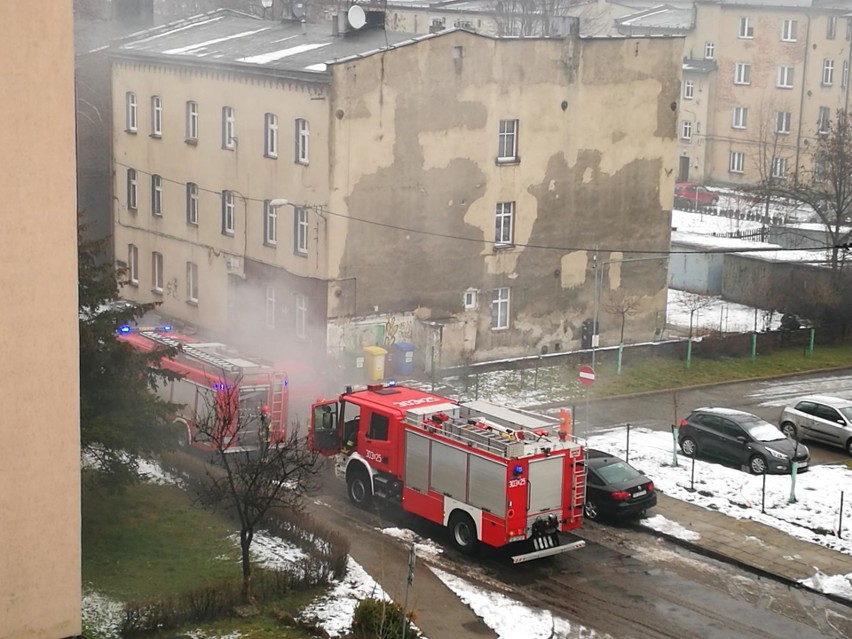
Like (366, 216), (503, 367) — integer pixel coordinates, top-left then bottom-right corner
(491, 287), (510, 330)
(128, 244), (138, 285)
(186, 100), (198, 141)
(463, 288), (477, 310)
(844, 61), (849, 88)
(294, 206), (308, 255)
(265, 113), (278, 158)
(295, 293), (307, 339)
(495, 201), (514, 246)
(265, 286), (276, 328)
(222, 106), (235, 150)
(729, 151), (745, 174)
(151, 174), (163, 216)
(704, 42), (715, 60)
(681, 120), (693, 140)
(186, 182), (199, 225)
(823, 59), (835, 86)
(771, 156), (787, 179)
(186, 262), (198, 303)
(368, 413), (389, 441)
(775, 111), (791, 134)
(683, 80), (694, 99)
(497, 119), (519, 162)
(738, 17), (754, 39)
(295, 118), (309, 164)
(818, 106), (831, 134)
(126, 168), (137, 210)
(777, 65), (794, 88)
(732, 106), (748, 129)
(151, 95), (162, 137)
(781, 19), (797, 42)
(263, 199), (277, 245)
(221, 190), (235, 235)
(828, 16), (837, 39)
(126, 92), (137, 132)
(734, 63), (751, 85)
(152, 252), (163, 293)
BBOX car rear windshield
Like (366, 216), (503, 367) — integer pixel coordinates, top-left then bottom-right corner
(597, 461), (642, 484)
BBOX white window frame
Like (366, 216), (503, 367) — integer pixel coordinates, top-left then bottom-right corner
(823, 59), (835, 86)
(126, 168), (137, 210)
(186, 262), (198, 304)
(128, 244), (139, 285)
(495, 201), (515, 247)
(775, 111), (791, 134)
(777, 65), (794, 89)
(222, 106), (236, 150)
(295, 293), (307, 339)
(681, 120), (693, 140)
(294, 206), (309, 255)
(818, 106), (831, 134)
(186, 182), (199, 225)
(463, 288), (478, 310)
(732, 106), (748, 130)
(491, 287), (510, 330)
(263, 199), (278, 246)
(126, 92), (137, 132)
(295, 118), (309, 165)
(683, 80), (694, 99)
(734, 62), (751, 85)
(186, 100), (198, 142)
(152, 252), (163, 293)
(704, 42), (715, 60)
(843, 60), (849, 88)
(265, 285), (276, 329)
(771, 156), (787, 179)
(151, 174), (163, 217)
(781, 19), (797, 42)
(221, 190), (235, 235)
(738, 16), (754, 39)
(729, 151), (745, 174)
(828, 16), (837, 39)
(151, 95), (162, 137)
(497, 119), (519, 163)
(265, 113), (278, 158)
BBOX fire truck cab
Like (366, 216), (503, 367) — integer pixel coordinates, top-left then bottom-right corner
(310, 383), (586, 563)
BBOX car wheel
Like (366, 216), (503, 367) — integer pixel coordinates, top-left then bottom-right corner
(584, 499), (600, 521)
(749, 455), (768, 475)
(448, 511), (480, 555)
(780, 421), (797, 439)
(845, 437), (852, 456)
(680, 436), (698, 457)
(347, 470), (373, 508)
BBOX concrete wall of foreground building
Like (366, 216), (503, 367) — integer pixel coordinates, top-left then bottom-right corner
(0, 3), (81, 639)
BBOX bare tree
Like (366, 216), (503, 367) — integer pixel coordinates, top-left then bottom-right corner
(602, 290), (640, 344)
(193, 372), (322, 603)
(675, 292), (718, 340)
(490, 0), (575, 36)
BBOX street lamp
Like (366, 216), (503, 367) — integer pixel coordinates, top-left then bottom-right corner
(269, 198), (289, 208)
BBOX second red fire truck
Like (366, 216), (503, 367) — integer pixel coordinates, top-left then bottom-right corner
(309, 383), (586, 563)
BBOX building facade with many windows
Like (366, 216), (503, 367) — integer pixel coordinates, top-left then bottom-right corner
(111, 10), (680, 369)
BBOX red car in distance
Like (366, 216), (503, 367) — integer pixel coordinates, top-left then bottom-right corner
(674, 182), (720, 210)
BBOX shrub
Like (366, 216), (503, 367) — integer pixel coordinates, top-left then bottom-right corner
(350, 597), (420, 639)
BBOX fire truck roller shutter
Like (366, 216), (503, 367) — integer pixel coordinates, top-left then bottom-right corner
(467, 454), (506, 518)
(528, 457), (565, 514)
(430, 441), (467, 500)
(404, 431), (430, 493)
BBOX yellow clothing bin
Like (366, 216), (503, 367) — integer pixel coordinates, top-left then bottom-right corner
(362, 345), (387, 381)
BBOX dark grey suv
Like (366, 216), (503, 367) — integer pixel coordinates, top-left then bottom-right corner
(679, 407), (809, 474)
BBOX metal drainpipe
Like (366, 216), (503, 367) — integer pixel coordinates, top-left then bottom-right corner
(794, 14), (812, 185)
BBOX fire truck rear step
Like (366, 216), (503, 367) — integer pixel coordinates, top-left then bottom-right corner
(512, 538), (586, 564)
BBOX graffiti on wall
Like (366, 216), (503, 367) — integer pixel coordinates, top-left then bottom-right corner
(382, 314), (413, 347)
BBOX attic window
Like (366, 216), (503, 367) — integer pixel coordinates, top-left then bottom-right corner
(463, 288), (478, 310)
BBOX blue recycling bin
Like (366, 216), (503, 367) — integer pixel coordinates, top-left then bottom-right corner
(392, 342), (415, 377)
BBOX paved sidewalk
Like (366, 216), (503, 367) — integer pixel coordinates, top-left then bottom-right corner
(639, 493), (852, 605)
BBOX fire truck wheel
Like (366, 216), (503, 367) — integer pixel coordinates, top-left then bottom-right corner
(347, 470), (373, 508)
(583, 499), (600, 521)
(174, 420), (190, 448)
(448, 512), (480, 555)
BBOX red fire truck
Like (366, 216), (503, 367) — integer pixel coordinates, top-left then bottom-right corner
(118, 325), (289, 453)
(309, 383), (586, 563)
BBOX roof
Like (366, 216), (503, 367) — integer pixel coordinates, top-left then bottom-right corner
(111, 9), (426, 80)
(615, 4), (694, 33)
(683, 57), (717, 73)
(793, 394), (852, 406)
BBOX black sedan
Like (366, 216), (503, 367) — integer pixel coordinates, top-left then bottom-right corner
(583, 450), (657, 521)
(678, 407), (809, 474)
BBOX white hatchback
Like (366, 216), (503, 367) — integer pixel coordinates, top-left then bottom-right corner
(780, 395), (852, 456)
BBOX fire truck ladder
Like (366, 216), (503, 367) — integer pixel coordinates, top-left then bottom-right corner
(571, 452), (587, 522)
(269, 373), (287, 422)
(140, 331), (239, 372)
(420, 415), (524, 458)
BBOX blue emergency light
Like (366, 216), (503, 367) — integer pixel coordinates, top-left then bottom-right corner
(118, 324), (132, 334)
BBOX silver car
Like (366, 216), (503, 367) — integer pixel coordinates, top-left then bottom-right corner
(780, 395), (852, 456)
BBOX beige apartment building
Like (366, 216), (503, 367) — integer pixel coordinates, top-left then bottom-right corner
(111, 9), (681, 370)
(1, 3), (82, 639)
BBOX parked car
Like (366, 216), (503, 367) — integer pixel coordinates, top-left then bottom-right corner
(679, 407), (809, 474)
(674, 182), (720, 209)
(583, 449), (657, 521)
(780, 395), (852, 456)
